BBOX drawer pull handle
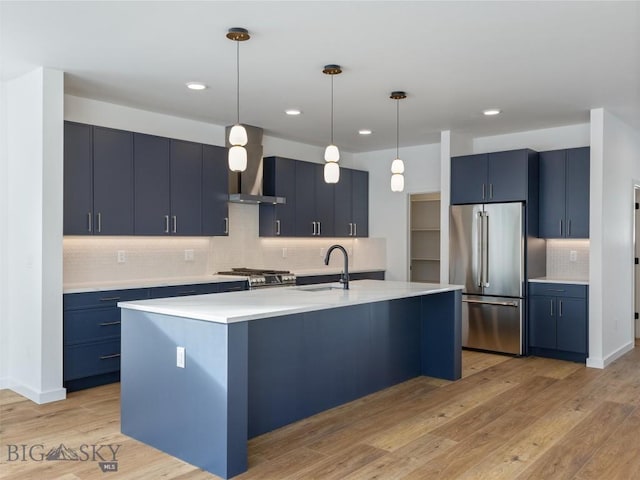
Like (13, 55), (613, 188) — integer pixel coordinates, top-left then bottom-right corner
(99, 321), (121, 326)
(99, 353), (121, 360)
(178, 290), (197, 295)
(99, 297), (121, 302)
(544, 289), (566, 292)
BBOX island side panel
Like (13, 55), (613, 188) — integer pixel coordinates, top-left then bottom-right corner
(120, 309), (248, 479)
(420, 289), (462, 380)
(248, 298), (423, 438)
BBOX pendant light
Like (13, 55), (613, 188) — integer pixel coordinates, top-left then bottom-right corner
(390, 91), (407, 192)
(323, 64), (342, 183)
(227, 27), (250, 172)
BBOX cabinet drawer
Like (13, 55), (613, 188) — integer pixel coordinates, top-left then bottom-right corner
(64, 339), (121, 381)
(150, 283), (220, 299)
(64, 288), (149, 310)
(64, 307), (122, 345)
(529, 283), (587, 298)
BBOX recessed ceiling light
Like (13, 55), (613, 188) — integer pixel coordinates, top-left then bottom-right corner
(285, 109), (302, 116)
(358, 129), (373, 135)
(186, 82), (207, 91)
(483, 108), (501, 116)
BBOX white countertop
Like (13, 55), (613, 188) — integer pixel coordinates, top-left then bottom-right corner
(64, 275), (248, 294)
(529, 277), (589, 285)
(63, 268), (385, 294)
(118, 280), (462, 324)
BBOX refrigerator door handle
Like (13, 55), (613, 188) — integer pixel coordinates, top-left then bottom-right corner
(482, 212), (490, 288)
(476, 211), (483, 287)
(463, 298), (519, 307)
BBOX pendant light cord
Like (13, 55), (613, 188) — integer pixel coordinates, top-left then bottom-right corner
(236, 40), (240, 125)
(330, 75), (334, 144)
(396, 98), (400, 159)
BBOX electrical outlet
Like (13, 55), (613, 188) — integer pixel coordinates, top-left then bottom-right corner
(184, 249), (194, 261)
(176, 346), (185, 368)
(282, 248), (287, 258)
(117, 250), (126, 263)
(569, 250), (577, 262)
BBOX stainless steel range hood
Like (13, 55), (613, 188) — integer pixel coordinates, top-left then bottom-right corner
(226, 125), (286, 205)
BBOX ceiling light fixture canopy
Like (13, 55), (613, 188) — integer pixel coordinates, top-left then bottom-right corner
(323, 64), (342, 183)
(390, 91), (407, 192)
(227, 27), (251, 172)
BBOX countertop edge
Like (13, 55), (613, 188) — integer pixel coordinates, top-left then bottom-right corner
(118, 281), (462, 324)
(529, 278), (589, 285)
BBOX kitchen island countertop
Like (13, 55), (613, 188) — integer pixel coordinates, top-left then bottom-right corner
(118, 280), (462, 324)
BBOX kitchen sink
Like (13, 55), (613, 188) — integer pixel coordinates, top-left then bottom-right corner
(295, 285), (343, 292)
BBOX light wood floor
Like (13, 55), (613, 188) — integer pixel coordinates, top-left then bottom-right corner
(2, 348), (640, 480)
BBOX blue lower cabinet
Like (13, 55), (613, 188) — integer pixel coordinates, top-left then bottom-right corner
(63, 282), (248, 391)
(528, 282), (588, 362)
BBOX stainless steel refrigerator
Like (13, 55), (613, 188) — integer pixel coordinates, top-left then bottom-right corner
(450, 202), (524, 355)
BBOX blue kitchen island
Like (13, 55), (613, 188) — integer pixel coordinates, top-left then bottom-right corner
(118, 280), (462, 479)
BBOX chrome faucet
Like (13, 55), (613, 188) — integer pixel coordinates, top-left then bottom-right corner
(324, 244), (349, 289)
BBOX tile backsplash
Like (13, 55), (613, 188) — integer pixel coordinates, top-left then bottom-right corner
(64, 203), (386, 286)
(546, 239), (590, 279)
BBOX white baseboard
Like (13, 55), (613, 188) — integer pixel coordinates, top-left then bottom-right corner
(1, 380), (66, 404)
(603, 341), (635, 367)
(586, 356), (604, 369)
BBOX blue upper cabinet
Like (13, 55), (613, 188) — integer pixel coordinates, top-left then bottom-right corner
(170, 140), (203, 236)
(334, 168), (369, 237)
(539, 147), (589, 238)
(451, 149), (536, 205)
(314, 163), (335, 237)
(294, 160), (319, 236)
(134, 133), (171, 235)
(260, 156), (297, 236)
(63, 122), (134, 235)
(202, 145), (229, 236)
(64, 122), (94, 235)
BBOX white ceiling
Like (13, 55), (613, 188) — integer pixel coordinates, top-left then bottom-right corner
(2, 1), (639, 152)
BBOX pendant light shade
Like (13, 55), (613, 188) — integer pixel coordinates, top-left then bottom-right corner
(389, 91), (407, 192)
(391, 173), (405, 192)
(228, 145), (248, 172)
(229, 124), (248, 146)
(324, 144), (340, 163)
(227, 27), (250, 172)
(324, 161), (340, 183)
(391, 158), (405, 174)
(323, 64), (342, 182)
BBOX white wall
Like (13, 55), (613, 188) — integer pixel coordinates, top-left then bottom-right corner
(473, 123), (590, 153)
(3, 68), (65, 403)
(352, 143), (441, 281)
(0, 78), (8, 386)
(588, 108), (640, 368)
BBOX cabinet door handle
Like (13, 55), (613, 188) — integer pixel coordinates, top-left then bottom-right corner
(312, 221), (317, 236)
(97, 212), (102, 233)
(349, 223), (353, 236)
(164, 215), (170, 233)
(568, 219), (572, 236)
(560, 219), (563, 236)
(354, 223), (357, 236)
(559, 300), (563, 317)
(172, 215), (177, 233)
(99, 296), (121, 302)
(318, 221), (321, 235)
(482, 184), (486, 200)
(489, 184), (494, 199)
(99, 353), (121, 360)
(99, 321), (121, 326)
(224, 217), (229, 234)
(550, 299), (554, 316)
(276, 220), (281, 236)
(87, 212), (93, 233)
